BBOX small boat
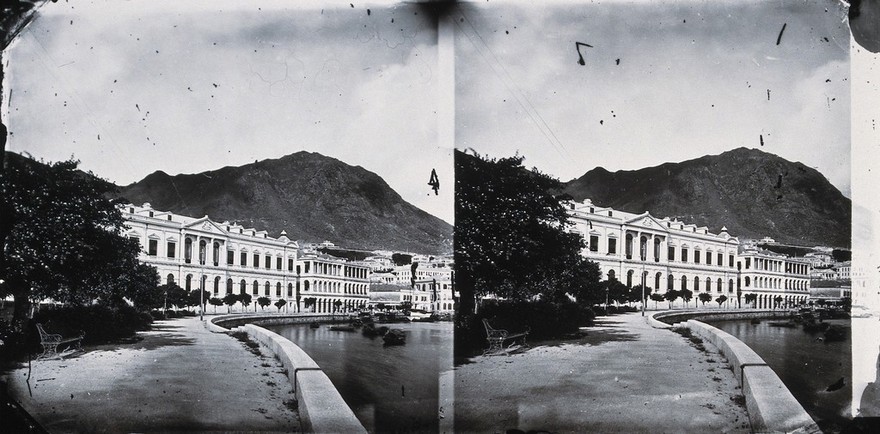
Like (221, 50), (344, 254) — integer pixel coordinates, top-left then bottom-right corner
(329, 325), (356, 332)
(309, 321), (320, 329)
(383, 328), (406, 346)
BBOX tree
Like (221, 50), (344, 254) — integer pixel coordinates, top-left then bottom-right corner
(400, 301), (412, 314)
(455, 150), (603, 317)
(187, 289), (210, 312)
(303, 297), (316, 312)
(257, 296), (271, 311)
(376, 302), (386, 311)
(679, 289), (693, 308)
(164, 283), (188, 310)
(698, 292), (713, 307)
(664, 289), (680, 309)
(716, 295), (728, 308)
(629, 284), (652, 307)
(126, 265), (163, 311)
(208, 297), (223, 313)
(773, 295), (784, 310)
(274, 298), (287, 312)
(239, 293), (253, 311)
(391, 253), (412, 266)
(606, 280), (629, 306)
(649, 293), (665, 309)
(332, 299), (342, 313)
(0, 153), (151, 329)
(222, 293), (239, 312)
(744, 293), (756, 308)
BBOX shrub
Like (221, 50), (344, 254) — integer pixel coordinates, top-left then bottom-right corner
(476, 298), (595, 341)
(31, 304), (152, 345)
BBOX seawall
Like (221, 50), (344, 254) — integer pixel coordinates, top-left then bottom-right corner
(209, 314), (366, 433)
(652, 310), (820, 433)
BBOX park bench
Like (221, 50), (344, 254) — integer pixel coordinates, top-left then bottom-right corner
(482, 319), (529, 354)
(36, 323), (84, 359)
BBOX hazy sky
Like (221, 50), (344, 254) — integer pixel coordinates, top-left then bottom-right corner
(4, 0), (453, 223)
(455, 0), (852, 197)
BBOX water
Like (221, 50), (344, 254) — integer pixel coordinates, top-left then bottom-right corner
(268, 322), (453, 433)
(709, 319), (851, 431)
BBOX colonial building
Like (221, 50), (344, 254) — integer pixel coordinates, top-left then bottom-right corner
(121, 203), (370, 313)
(739, 248), (811, 308)
(567, 199), (741, 304)
(567, 199), (812, 309)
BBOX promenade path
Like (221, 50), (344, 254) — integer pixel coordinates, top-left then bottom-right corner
(1, 317), (300, 432)
(453, 311), (751, 433)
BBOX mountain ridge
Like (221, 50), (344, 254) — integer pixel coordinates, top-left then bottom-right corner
(117, 151), (453, 254)
(562, 147), (851, 248)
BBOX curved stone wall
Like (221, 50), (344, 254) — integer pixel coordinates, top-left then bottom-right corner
(208, 314), (365, 433)
(651, 311), (819, 432)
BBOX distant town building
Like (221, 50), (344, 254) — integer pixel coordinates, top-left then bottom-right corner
(121, 203), (369, 313)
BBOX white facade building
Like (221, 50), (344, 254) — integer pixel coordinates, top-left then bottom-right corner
(121, 203), (369, 313)
(739, 249), (811, 308)
(568, 199), (741, 305)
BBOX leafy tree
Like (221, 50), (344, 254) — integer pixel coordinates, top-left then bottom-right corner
(743, 293), (756, 308)
(679, 289), (693, 308)
(773, 295), (784, 309)
(208, 297), (223, 313)
(606, 280), (629, 306)
(400, 301), (412, 314)
(239, 293), (253, 311)
(629, 284), (653, 307)
(332, 299), (342, 312)
(376, 302), (386, 311)
(127, 265), (163, 310)
(222, 293), (239, 312)
(454, 150), (603, 317)
(649, 293), (665, 309)
(257, 296), (271, 311)
(698, 292), (713, 307)
(164, 283), (188, 310)
(275, 298), (287, 312)
(391, 253), (412, 266)
(664, 289), (680, 309)
(0, 153), (151, 329)
(716, 295), (729, 308)
(303, 297), (316, 312)
(187, 289), (210, 311)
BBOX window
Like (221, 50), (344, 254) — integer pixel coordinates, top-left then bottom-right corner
(148, 239), (158, 256)
(288, 283), (294, 297)
(253, 280), (259, 295)
(694, 250), (701, 264)
(265, 255), (271, 269)
(288, 259), (294, 271)
(185, 239), (193, 264)
(654, 272), (661, 289)
(167, 242), (176, 258)
(626, 270), (633, 287)
(185, 274), (193, 291)
(694, 277), (700, 292)
(227, 250), (234, 265)
(240, 279), (246, 294)
(199, 240), (207, 265)
(607, 270), (616, 281)
(729, 255), (734, 267)
(706, 252), (712, 265)
(745, 258), (751, 269)
(668, 246), (675, 261)
(608, 238), (617, 254)
(226, 279), (233, 295)
(667, 274), (674, 290)
(589, 235), (599, 252)
(681, 275), (688, 291)
(682, 248), (688, 262)
(167, 274), (175, 285)
(304, 262), (311, 273)
(253, 254), (260, 268)
(276, 283), (282, 297)
(264, 281), (270, 296)
(276, 257), (282, 270)
(718, 253), (723, 266)
(213, 242), (220, 266)
(728, 279), (734, 293)
(213, 277), (220, 296)
(240, 252), (247, 267)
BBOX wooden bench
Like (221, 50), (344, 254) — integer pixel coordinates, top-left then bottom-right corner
(482, 319), (529, 354)
(36, 323), (84, 359)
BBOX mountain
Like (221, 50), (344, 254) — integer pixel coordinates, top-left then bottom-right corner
(117, 152), (452, 254)
(562, 147), (851, 248)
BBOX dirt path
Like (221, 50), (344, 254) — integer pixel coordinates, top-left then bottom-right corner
(2, 317), (300, 433)
(453, 312), (751, 433)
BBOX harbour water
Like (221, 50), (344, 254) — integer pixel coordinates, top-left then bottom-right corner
(709, 318), (851, 431)
(269, 321), (453, 433)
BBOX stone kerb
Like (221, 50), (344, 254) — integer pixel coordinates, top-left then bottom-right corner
(684, 319), (819, 433)
(241, 324), (366, 434)
(208, 313), (346, 332)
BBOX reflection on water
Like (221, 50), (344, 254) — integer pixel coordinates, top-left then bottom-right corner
(269, 322), (453, 433)
(710, 319), (851, 431)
